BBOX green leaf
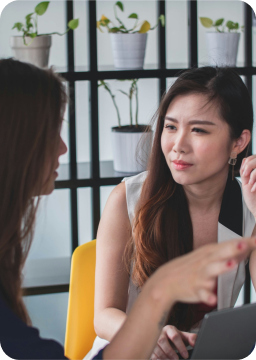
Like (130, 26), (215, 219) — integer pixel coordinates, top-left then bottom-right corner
(26, 13), (34, 21)
(234, 22), (239, 30)
(115, 1), (124, 11)
(12, 22), (24, 31)
(226, 20), (235, 30)
(214, 18), (224, 26)
(35, 2), (49, 16)
(100, 19), (110, 26)
(128, 13), (138, 19)
(118, 90), (129, 96)
(199, 17), (213, 28)
(138, 20), (150, 33)
(30, 32), (37, 38)
(159, 14), (165, 27)
(68, 19), (79, 30)
(109, 27), (120, 33)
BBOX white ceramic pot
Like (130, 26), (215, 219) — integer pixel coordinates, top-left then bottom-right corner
(206, 32), (240, 67)
(110, 33), (147, 69)
(10, 35), (52, 68)
(111, 126), (153, 173)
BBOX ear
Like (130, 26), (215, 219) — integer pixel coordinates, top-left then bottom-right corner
(232, 129), (251, 155)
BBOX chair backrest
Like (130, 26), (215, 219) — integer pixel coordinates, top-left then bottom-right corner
(65, 240), (97, 360)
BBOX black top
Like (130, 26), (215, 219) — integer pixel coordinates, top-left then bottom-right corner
(0, 293), (105, 359)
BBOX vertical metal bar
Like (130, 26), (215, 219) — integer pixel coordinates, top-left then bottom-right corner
(188, 0), (198, 68)
(244, 2), (253, 304)
(66, 0), (78, 251)
(88, 0), (101, 238)
(158, 0), (166, 102)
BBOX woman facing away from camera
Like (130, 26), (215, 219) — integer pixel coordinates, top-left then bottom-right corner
(0, 58), (256, 360)
(89, 66), (256, 360)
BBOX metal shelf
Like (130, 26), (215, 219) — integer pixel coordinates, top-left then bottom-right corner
(58, 65), (256, 82)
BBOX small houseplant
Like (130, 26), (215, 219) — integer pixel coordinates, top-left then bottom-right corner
(199, 17), (243, 67)
(11, 1), (79, 68)
(98, 79), (153, 173)
(97, 1), (165, 69)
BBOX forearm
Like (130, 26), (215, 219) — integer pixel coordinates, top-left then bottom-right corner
(94, 308), (127, 341)
(103, 282), (174, 359)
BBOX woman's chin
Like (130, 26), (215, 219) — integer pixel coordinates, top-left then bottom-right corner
(171, 171), (195, 186)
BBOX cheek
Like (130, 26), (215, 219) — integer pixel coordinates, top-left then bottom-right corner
(161, 133), (172, 156)
(194, 139), (230, 165)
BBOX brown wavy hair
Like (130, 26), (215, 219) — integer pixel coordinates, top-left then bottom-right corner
(0, 58), (67, 324)
(126, 67), (253, 331)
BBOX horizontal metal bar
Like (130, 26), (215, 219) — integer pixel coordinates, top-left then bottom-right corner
(23, 284), (69, 296)
(59, 66), (256, 82)
(55, 177), (124, 189)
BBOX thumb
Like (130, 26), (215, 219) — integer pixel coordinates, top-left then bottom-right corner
(188, 333), (197, 347)
(180, 331), (197, 347)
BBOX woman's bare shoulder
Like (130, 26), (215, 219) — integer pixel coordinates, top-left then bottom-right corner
(97, 182), (130, 241)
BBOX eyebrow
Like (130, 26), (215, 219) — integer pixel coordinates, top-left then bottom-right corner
(164, 116), (216, 126)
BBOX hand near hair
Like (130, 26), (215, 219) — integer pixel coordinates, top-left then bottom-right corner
(240, 156), (256, 220)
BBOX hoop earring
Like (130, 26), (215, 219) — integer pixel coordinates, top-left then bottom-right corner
(228, 152), (237, 181)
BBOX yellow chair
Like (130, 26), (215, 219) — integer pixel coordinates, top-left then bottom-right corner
(65, 240), (97, 360)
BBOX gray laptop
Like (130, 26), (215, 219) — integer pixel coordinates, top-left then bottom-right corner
(189, 302), (256, 359)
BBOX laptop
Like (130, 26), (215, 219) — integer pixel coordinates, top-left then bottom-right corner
(187, 302), (256, 359)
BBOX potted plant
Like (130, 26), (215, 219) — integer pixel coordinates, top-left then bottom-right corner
(11, 1), (79, 68)
(97, 1), (165, 69)
(98, 79), (153, 173)
(199, 17), (244, 67)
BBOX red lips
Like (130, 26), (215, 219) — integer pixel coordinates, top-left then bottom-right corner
(172, 160), (193, 165)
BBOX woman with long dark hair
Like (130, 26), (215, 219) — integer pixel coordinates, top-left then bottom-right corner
(91, 66), (256, 360)
(1, 58), (254, 360)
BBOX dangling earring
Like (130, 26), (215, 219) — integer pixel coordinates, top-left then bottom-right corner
(228, 152), (237, 181)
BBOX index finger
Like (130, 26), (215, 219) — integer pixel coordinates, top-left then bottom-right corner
(208, 237), (256, 263)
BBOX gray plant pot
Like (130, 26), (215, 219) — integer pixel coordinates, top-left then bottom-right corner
(110, 33), (147, 69)
(10, 35), (52, 68)
(206, 32), (240, 67)
(111, 126), (153, 173)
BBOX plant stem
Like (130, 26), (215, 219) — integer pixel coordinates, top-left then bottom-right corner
(135, 81), (138, 127)
(114, 3), (128, 31)
(112, 95), (121, 127)
(103, 83), (121, 127)
(36, 13), (38, 34)
(130, 94), (133, 126)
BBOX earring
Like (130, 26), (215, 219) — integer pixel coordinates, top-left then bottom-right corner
(228, 152), (237, 181)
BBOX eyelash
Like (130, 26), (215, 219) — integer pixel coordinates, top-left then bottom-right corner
(164, 125), (208, 134)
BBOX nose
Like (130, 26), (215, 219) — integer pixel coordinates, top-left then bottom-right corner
(172, 130), (189, 154)
(59, 136), (68, 156)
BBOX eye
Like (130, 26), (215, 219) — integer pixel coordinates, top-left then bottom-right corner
(192, 127), (208, 134)
(165, 124), (177, 130)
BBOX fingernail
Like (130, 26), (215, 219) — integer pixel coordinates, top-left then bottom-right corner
(237, 241), (244, 249)
(173, 355), (179, 360)
(249, 178), (253, 185)
(227, 260), (233, 267)
(181, 351), (188, 359)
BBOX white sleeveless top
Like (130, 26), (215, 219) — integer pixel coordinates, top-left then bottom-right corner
(85, 171), (255, 359)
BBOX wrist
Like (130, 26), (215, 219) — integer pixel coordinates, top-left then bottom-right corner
(143, 275), (177, 311)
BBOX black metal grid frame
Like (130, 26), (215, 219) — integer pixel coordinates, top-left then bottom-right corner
(26, 0), (255, 299)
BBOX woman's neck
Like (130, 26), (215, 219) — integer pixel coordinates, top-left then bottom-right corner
(183, 170), (229, 214)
